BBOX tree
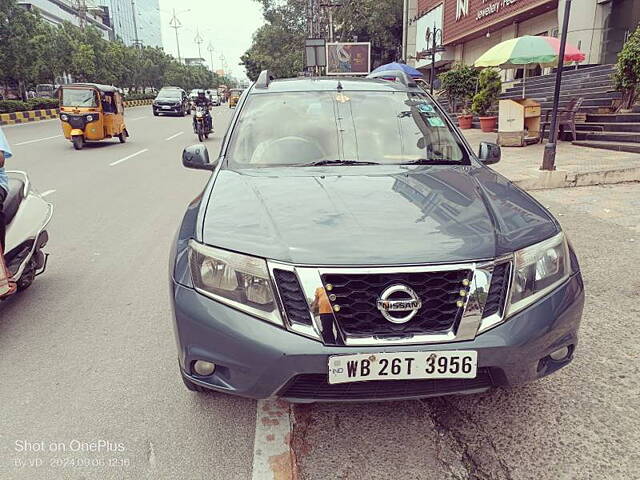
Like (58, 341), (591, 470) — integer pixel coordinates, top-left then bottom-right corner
(439, 65), (479, 113)
(615, 25), (640, 111)
(241, 0), (307, 81)
(332, 0), (403, 68)
(0, 0), (41, 98)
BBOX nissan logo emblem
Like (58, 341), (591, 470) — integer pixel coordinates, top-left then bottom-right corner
(376, 284), (422, 324)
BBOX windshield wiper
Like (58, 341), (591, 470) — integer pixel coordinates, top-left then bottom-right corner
(402, 158), (460, 165)
(297, 160), (380, 167)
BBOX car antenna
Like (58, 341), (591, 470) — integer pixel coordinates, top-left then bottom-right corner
(337, 81), (343, 91)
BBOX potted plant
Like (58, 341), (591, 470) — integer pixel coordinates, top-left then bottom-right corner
(472, 68), (502, 132)
(439, 64), (479, 129)
(615, 24), (640, 112)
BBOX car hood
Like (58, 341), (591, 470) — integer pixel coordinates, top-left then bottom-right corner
(202, 165), (559, 265)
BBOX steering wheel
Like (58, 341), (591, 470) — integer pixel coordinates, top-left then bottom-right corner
(251, 136), (326, 165)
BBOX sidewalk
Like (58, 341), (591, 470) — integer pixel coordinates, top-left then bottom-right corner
(462, 129), (640, 190)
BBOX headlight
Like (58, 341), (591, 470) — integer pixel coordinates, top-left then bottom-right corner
(507, 232), (570, 316)
(60, 114), (68, 121)
(196, 111), (203, 117)
(86, 115), (93, 122)
(188, 241), (283, 325)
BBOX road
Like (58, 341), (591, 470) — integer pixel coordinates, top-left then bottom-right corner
(1, 107), (639, 480)
(0, 106), (256, 480)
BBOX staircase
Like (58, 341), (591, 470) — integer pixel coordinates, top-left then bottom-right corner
(572, 108), (640, 153)
(501, 64), (619, 115)
(501, 64), (640, 154)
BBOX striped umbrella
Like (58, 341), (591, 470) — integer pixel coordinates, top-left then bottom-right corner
(474, 35), (586, 97)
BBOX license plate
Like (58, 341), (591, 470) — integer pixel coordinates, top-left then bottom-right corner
(161, 106), (171, 110)
(328, 351), (477, 384)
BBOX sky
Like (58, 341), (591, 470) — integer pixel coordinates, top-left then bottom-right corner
(158, 0), (265, 81)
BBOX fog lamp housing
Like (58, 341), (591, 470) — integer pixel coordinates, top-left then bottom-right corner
(193, 360), (216, 376)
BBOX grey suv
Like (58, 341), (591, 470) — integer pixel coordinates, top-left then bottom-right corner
(170, 70), (584, 402)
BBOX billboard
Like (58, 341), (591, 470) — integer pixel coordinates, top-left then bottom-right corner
(326, 43), (371, 76)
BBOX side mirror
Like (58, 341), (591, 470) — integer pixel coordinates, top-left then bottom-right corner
(182, 144), (217, 171)
(478, 142), (501, 165)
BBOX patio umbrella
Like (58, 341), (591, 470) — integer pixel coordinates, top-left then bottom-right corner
(372, 62), (423, 79)
(474, 35), (585, 97)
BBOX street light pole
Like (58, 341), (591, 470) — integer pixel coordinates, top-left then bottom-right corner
(425, 24), (443, 95)
(542, 0), (572, 171)
(194, 29), (204, 61)
(207, 43), (215, 73)
(169, 9), (182, 63)
(131, 0), (141, 47)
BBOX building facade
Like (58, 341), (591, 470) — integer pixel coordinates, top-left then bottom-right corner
(403, 0), (640, 81)
(101, 0), (162, 47)
(19, 0), (113, 40)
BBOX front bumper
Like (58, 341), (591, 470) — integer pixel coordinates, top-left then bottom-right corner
(153, 105), (182, 113)
(171, 272), (584, 402)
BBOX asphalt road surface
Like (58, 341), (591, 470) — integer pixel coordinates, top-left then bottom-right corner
(1, 107), (639, 480)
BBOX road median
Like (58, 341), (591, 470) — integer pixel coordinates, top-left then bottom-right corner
(1, 99), (153, 126)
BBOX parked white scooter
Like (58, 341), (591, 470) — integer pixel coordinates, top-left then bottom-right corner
(3, 171), (53, 291)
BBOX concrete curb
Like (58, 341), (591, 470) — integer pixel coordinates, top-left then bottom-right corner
(0, 100), (153, 126)
(123, 99), (154, 107)
(514, 166), (640, 190)
(0, 108), (59, 126)
(252, 399), (297, 480)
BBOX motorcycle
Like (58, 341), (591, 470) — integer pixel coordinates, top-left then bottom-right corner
(193, 105), (213, 142)
(2, 171), (53, 293)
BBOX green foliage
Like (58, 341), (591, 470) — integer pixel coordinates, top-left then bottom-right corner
(242, 0), (403, 80)
(471, 68), (501, 116)
(0, 98), (58, 113)
(615, 25), (640, 110)
(438, 65), (479, 113)
(332, 0), (403, 67)
(0, 0), (238, 99)
(241, 0), (307, 81)
(25, 97), (59, 110)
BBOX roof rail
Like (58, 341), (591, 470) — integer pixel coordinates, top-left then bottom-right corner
(367, 70), (418, 88)
(255, 70), (275, 89)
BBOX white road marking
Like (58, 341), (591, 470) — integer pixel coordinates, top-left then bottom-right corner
(40, 189), (57, 198)
(109, 148), (149, 167)
(13, 135), (62, 146)
(165, 131), (184, 141)
(129, 116), (147, 121)
(251, 399), (296, 480)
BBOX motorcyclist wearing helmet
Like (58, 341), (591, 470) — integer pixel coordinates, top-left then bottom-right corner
(193, 90), (213, 133)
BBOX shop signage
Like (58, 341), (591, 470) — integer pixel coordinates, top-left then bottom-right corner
(456, 0), (469, 20)
(475, 0), (522, 21)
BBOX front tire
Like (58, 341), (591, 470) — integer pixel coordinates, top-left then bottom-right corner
(72, 136), (84, 150)
(118, 131), (127, 143)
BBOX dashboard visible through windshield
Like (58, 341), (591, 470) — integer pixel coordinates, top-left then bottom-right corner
(226, 91), (469, 168)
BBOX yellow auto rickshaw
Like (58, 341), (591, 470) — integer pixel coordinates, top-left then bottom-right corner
(228, 88), (243, 108)
(58, 83), (129, 150)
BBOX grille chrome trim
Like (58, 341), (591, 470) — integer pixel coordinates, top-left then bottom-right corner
(269, 259), (513, 346)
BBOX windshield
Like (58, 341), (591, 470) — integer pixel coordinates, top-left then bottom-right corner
(226, 91), (468, 167)
(158, 89), (181, 99)
(61, 88), (97, 107)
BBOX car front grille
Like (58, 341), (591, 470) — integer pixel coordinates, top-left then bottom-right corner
(273, 269), (313, 326)
(279, 368), (494, 400)
(321, 270), (473, 338)
(482, 263), (511, 318)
